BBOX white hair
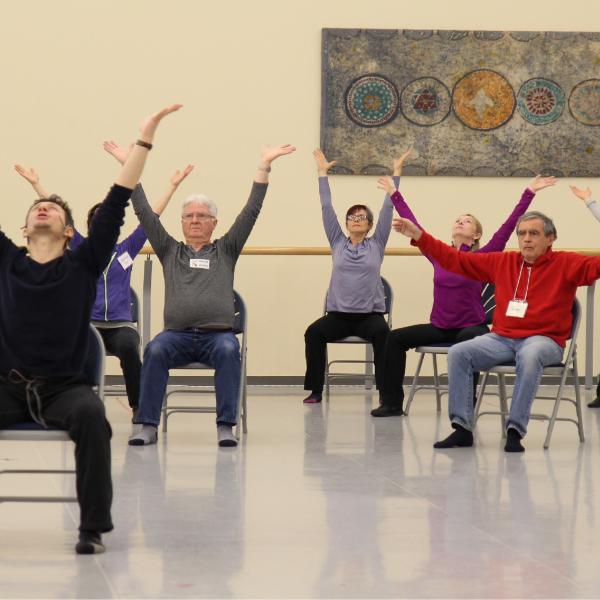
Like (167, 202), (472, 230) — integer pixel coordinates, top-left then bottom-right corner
(181, 194), (218, 218)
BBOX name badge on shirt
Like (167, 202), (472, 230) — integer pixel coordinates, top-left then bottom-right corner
(506, 300), (528, 318)
(190, 258), (210, 269)
(117, 252), (134, 270)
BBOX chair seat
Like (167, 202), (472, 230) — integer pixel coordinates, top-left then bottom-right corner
(415, 343), (454, 354)
(0, 422), (70, 441)
(330, 336), (369, 344)
(487, 362), (565, 374)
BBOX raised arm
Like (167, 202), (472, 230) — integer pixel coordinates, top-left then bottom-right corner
(222, 144), (296, 257)
(314, 148), (344, 247)
(79, 105), (182, 272)
(570, 185), (600, 223)
(394, 219), (498, 282)
(14, 165), (50, 198)
(115, 104), (182, 189)
(104, 139), (193, 216)
(481, 176), (556, 252)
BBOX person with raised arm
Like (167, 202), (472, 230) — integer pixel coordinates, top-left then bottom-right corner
(128, 143), (296, 448)
(392, 193), (600, 452)
(372, 172), (556, 417)
(15, 151), (193, 419)
(0, 104), (181, 553)
(301, 149), (405, 405)
(570, 184), (600, 407)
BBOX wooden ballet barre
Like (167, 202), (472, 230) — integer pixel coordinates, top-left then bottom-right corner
(138, 246), (600, 256)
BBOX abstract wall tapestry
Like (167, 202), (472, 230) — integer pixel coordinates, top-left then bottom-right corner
(320, 29), (600, 176)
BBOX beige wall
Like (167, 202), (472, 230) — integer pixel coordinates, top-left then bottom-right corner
(2, 0), (599, 377)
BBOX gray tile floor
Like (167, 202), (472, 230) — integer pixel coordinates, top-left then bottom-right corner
(2, 386), (600, 598)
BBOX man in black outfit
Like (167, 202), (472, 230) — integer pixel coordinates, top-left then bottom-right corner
(0, 104), (181, 554)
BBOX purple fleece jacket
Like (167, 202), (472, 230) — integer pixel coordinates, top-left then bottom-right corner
(390, 188), (535, 329)
(71, 223), (146, 322)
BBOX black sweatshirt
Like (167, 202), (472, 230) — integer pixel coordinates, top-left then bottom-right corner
(0, 184), (132, 378)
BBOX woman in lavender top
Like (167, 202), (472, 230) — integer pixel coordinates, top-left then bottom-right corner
(371, 170), (557, 416)
(302, 149), (411, 404)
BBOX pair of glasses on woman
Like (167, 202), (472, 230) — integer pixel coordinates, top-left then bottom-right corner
(346, 214), (368, 223)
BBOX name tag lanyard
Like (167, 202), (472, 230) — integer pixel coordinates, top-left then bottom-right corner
(506, 260), (531, 318)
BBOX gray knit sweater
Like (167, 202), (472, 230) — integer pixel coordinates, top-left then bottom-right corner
(131, 182), (267, 330)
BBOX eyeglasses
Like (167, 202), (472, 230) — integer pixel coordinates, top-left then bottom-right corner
(182, 213), (215, 221)
(346, 214), (369, 222)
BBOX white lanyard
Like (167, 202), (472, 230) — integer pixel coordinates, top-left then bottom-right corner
(512, 260), (532, 302)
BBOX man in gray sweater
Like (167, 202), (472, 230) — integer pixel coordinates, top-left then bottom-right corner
(129, 144), (295, 447)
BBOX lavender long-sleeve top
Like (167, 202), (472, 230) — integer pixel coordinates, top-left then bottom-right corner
(390, 188), (535, 329)
(320, 177), (393, 313)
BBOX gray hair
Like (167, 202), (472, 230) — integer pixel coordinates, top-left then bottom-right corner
(516, 211), (557, 239)
(181, 194), (218, 218)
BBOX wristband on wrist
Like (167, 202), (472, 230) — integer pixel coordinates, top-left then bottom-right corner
(136, 139), (153, 150)
(257, 165), (271, 173)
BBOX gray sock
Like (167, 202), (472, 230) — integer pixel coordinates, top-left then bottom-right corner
(217, 424), (238, 447)
(128, 424), (158, 446)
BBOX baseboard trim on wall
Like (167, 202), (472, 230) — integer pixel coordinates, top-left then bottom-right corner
(105, 375), (591, 387)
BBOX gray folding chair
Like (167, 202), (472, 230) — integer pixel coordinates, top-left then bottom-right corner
(0, 325), (106, 503)
(405, 282), (495, 415)
(101, 287), (141, 397)
(324, 277), (393, 399)
(161, 290), (248, 438)
(474, 297), (583, 449)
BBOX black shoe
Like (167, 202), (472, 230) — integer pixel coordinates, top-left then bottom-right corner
(588, 397), (600, 408)
(504, 428), (525, 453)
(433, 424), (473, 448)
(370, 405), (404, 417)
(75, 530), (105, 555)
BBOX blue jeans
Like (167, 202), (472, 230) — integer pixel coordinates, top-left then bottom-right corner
(135, 329), (241, 427)
(447, 333), (564, 437)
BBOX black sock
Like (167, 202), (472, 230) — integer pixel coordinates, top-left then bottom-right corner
(433, 424), (473, 448)
(504, 428), (525, 453)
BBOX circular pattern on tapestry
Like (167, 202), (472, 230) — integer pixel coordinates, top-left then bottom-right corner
(569, 79), (600, 126)
(517, 78), (565, 125)
(452, 69), (516, 131)
(344, 74), (399, 128)
(400, 77), (451, 126)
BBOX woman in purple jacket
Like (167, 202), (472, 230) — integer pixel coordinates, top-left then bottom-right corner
(15, 150), (192, 417)
(371, 167), (557, 416)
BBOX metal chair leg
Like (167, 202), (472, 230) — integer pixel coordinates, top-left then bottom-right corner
(405, 353), (425, 416)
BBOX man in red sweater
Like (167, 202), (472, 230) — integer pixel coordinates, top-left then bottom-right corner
(394, 210), (600, 452)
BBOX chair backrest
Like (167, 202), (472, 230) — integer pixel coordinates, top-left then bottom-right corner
(83, 324), (106, 398)
(130, 287), (140, 324)
(569, 297), (582, 341)
(232, 290), (247, 335)
(322, 277), (393, 326)
(481, 282), (496, 325)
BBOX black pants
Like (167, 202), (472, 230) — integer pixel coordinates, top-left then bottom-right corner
(381, 322), (490, 407)
(304, 312), (390, 393)
(98, 326), (141, 410)
(0, 376), (113, 533)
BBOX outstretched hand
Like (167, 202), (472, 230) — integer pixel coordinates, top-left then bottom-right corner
(377, 176), (396, 196)
(260, 144), (296, 166)
(393, 148), (413, 176)
(392, 217), (422, 240)
(14, 164), (39, 185)
(139, 104), (183, 142)
(171, 164), (194, 188)
(528, 175), (557, 193)
(313, 148), (336, 174)
(103, 140), (132, 165)
(569, 185), (592, 202)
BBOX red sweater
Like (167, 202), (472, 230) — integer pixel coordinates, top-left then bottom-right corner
(415, 231), (600, 347)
